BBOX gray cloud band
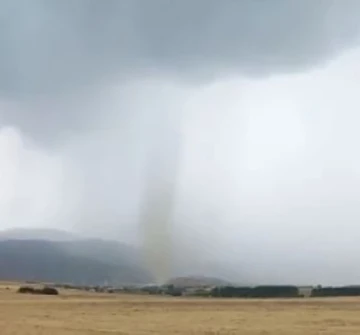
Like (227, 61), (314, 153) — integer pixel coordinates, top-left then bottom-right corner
(0, 0), (360, 138)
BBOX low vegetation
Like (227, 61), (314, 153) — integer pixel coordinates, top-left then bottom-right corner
(17, 285), (59, 295)
(23, 280), (360, 300)
(311, 286), (360, 297)
(44, 282), (360, 299)
(211, 285), (300, 298)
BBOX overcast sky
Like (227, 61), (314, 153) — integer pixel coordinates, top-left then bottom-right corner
(1, 0), (360, 285)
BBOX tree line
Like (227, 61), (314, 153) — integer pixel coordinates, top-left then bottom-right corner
(208, 285), (360, 298)
(138, 284), (360, 298)
(210, 285), (300, 298)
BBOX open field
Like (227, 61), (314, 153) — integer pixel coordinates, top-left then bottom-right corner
(1, 283), (360, 334)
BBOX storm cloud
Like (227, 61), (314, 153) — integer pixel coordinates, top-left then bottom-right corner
(1, 0), (360, 138)
(1, 1), (360, 284)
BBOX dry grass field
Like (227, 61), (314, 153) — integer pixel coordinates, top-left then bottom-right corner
(0, 283), (360, 334)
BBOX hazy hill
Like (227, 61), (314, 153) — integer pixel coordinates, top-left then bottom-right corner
(0, 228), (79, 241)
(62, 238), (142, 267)
(0, 228), (153, 285)
(0, 228), (253, 286)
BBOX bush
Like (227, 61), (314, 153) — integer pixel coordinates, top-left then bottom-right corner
(18, 286), (36, 294)
(17, 286), (59, 295)
(40, 286), (59, 295)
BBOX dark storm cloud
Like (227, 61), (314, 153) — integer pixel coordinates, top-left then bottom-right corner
(1, 0), (360, 95)
(1, 0), (360, 139)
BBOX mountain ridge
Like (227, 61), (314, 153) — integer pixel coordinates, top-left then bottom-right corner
(0, 228), (153, 285)
(0, 228), (242, 287)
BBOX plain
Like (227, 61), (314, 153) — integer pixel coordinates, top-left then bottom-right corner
(0, 282), (359, 334)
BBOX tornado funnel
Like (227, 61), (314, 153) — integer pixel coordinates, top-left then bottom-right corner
(140, 112), (182, 284)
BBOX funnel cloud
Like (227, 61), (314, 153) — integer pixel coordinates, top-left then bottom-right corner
(1, 1), (360, 285)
